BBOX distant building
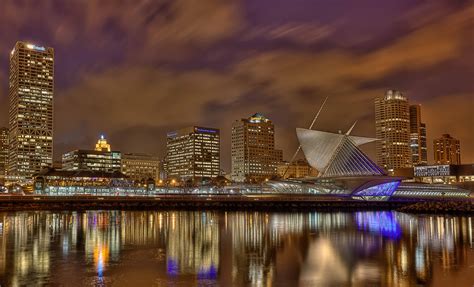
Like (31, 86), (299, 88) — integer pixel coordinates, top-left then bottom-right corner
(409, 105), (427, 165)
(0, 127), (8, 180)
(95, 135), (111, 151)
(393, 164), (473, 184)
(62, 135), (121, 173)
(122, 153), (160, 182)
(277, 159), (318, 179)
(231, 113), (283, 183)
(165, 126), (220, 182)
(434, 134), (461, 165)
(375, 90), (412, 172)
(8, 41), (54, 179)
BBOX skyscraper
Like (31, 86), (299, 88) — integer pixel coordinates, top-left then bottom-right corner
(0, 127), (8, 181)
(231, 113), (283, 183)
(8, 42), (54, 179)
(409, 105), (428, 165)
(165, 126), (220, 183)
(433, 134), (461, 165)
(375, 90), (412, 172)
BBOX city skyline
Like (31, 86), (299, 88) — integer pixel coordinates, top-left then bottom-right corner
(0, 1), (473, 173)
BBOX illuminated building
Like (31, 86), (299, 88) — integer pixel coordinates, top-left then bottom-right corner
(375, 90), (412, 172)
(7, 42), (54, 180)
(231, 113), (283, 183)
(165, 126), (220, 182)
(433, 134), (461, 165)
(409, 105), (427, 166)
(0, 127), (8, 181)
(95, 135), (111, 152)
(121, 153), (160, 182)
(393, 164), (474, 184)
(277, 159), (318, 179)
(34, 169), (133, 195)
(265, 124), (470, 200)
(62, 135), (121, 173)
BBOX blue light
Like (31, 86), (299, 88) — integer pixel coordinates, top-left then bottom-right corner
(167, 258), (179, 276)
(353, 181), (400, 197)
(197, 265), (218, 279)
(355, 211), (402, 240)
(195, 128), (217, 134)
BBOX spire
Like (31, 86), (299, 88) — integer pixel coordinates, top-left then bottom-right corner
(95, 134), (111, 152)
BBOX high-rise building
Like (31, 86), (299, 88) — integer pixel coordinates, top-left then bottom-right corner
(62, 135), (121, 173)
(0, 127), (8, 180)
(165, 126), (220, 182)
(8, 41), (54, 179)
(231, 113), (283, 183)
(375, 90), (412, 172)
(433, 134), (461, 165)
(409, 105), (428, 166)
(121, 153), (161, 182)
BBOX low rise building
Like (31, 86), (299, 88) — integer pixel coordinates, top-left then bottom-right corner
(277, 159), (318, 179)
(121, 153), (160, 182)
(394, 164), (474, 184)
(33, 169), (152, 195)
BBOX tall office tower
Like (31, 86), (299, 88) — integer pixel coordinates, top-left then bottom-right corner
(0, 127), (8, 180)
(231, 113), (283, 183)
(409, 105), (428, 165)
(433, 134), (461, 165)
(375, 90), (412, 172)
(8, 42), (54, 179)
(166, 126), (220, 182)
(121, 153), (161, 182)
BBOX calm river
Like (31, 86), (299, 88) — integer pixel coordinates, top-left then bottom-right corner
(0, 210), (473, 286)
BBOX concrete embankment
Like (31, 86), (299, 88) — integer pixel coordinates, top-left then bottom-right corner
(397, 200), (474, 214)
(0, 195), (472, 213)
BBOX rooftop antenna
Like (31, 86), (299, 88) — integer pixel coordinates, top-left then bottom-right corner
(282, 96), (328, 178)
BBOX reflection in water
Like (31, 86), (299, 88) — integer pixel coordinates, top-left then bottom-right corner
(0, 210), (472, 286)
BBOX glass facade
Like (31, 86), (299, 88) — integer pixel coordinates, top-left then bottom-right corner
(166, 126), (220, 182)
(8, 42), (54, 179)
(62, 150), (122, 173)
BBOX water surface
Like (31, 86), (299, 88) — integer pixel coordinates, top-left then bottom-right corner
(0, 210), (473, 286)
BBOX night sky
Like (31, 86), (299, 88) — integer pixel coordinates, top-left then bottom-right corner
(0, 0), (473, 171)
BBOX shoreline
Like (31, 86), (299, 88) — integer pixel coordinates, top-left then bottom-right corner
(0, 195), (472, 214)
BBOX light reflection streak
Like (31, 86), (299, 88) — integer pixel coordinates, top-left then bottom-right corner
(0, 211), (470, 286)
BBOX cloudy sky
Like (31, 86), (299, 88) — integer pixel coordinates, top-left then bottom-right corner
(0, 0), (472, 170)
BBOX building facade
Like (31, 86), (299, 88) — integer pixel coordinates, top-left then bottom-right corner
(433, 134), (461, 165)
(8, 42), (54, 179)
(231, 113), (283, 183)
(409, 105), (427, 166)
(277, 159), (318, 179)
(166, 126), (220, 182)
(0, 127), (8, 181)
(62, 136), (121, 173)
(121, 153), (160, 182)
(393, 164), (473, 184)
(375, 90), (412, 172)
